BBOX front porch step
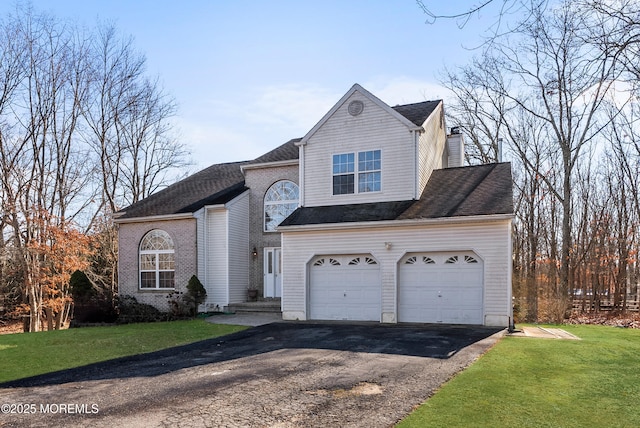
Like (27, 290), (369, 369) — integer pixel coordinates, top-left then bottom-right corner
(226, 299), (281, 314)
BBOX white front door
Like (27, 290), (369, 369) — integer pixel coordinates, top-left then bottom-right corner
(264, 247), (282, 298)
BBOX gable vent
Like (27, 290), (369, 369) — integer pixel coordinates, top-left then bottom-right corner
(348, 100), (364, 116)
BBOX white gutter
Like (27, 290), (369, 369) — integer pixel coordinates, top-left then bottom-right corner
(203, 204), (226, 210)
(278, 213), (514, 232)
(113, 212), (195, 224)
(115, 201), (231, 224)
(241, 159), (298, 172)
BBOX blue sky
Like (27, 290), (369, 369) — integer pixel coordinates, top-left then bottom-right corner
(1, 1), (496, 170)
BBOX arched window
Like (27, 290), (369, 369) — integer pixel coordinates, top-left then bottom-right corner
(264, 180), (299, 231)
(139, 230), (175, 289)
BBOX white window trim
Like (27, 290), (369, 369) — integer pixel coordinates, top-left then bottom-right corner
(139, 230), (176, 290)
(263, 180), (300, 232)
(331, 149), (382, 196)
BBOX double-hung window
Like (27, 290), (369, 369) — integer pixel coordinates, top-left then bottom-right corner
(332, 153), (355, 195)
(139, 230), (175, 289)
(358, 150), (381, 192)
(332, 150), (380, 195)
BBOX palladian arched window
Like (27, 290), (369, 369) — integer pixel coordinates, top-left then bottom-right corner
(139, 229), (175, 289)
(264, 180), (299, 231)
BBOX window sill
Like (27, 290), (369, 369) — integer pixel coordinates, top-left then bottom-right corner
(331, 190), (382, 197)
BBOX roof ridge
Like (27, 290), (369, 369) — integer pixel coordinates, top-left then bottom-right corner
(440, 162), (510, 171)
(391, 99), (442, 108)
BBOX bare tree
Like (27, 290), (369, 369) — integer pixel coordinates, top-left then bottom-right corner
(584, 0), (640, 89)
(0, 5), (190, 330)
(82, 23), (188, 213)
(82, 24), (144, 215)
(115, 76), (187, 206)
(443, 1), (625, 318)
(417, 0), (549, 43)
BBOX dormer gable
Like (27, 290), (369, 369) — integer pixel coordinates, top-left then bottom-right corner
(298, 84), (423, 146)
(295, 84), (444, 207)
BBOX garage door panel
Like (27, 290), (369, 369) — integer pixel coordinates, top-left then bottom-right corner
(441, 308), (483, 324)
(399, 252), (483, 325)
(309, 255), (380, 321)
(402, 307), (439, 323)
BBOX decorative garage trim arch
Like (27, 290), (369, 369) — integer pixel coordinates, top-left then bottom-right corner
(398, 251), (484, 324)
(308, 254), (381, 321)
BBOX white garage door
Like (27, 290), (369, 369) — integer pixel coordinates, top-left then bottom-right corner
(398, 252), (483, 324)
(309, 255), (381, 321)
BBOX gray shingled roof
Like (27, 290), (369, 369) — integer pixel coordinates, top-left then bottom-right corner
(115, 99), (448, 221)
(398, 163), (513, 219)
(392, 100), (441, 127)
(280, 201), (415, 226)
(117, 161), (248, 219)
(279, 163), (513, 227)
(250, 138), (300, 164)
(117, 137), (303, 219)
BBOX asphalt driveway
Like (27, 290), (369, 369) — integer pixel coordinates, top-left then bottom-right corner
(0, 322), (504, 427)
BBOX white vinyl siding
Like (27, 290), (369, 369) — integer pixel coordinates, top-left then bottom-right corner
(417, 102), (447, 196)
(196, 192), (250, 309)
(281, 219), (512, 326)
(303, 93), (416, 206)
(206, 208), (228, 305)
(227, 192), (249, 303)
(196, 209), (206, 287)
(446, 133), (464, 168)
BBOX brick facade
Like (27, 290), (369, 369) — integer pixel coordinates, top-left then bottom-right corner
(244, 163), (299, 296)
(117, 218), (197, 311)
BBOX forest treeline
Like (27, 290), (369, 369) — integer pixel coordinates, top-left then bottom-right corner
(0, 4), (189, 331)
(441, 0), (640, 321)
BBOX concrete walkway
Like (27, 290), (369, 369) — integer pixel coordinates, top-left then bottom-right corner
(205, 311), (283, 326)
(509, 326), (581, 340)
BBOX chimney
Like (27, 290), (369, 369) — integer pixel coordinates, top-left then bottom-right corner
(446, 127), (465, 168)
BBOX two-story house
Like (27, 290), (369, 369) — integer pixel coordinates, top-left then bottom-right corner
(114, 84), (514, 326)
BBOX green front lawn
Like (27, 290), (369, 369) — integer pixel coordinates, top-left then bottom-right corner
(0, 320), (247, 384)
(398, 325), (640, 428)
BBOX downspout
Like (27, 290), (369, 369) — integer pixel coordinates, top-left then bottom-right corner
(225, 207), (230, 306)
(203, 207), (208, 307)
(508, 219), (515, 332)
(413, 130), (419, 200)
(298, 143), (305, 207)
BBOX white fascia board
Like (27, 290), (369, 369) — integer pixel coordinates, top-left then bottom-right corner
(204, 189), (249, 211)
(203, 204), (226, 210)
(241, 159), (298, 172)
(277, 213), (514, 232)
(113, 212), (195, 224)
